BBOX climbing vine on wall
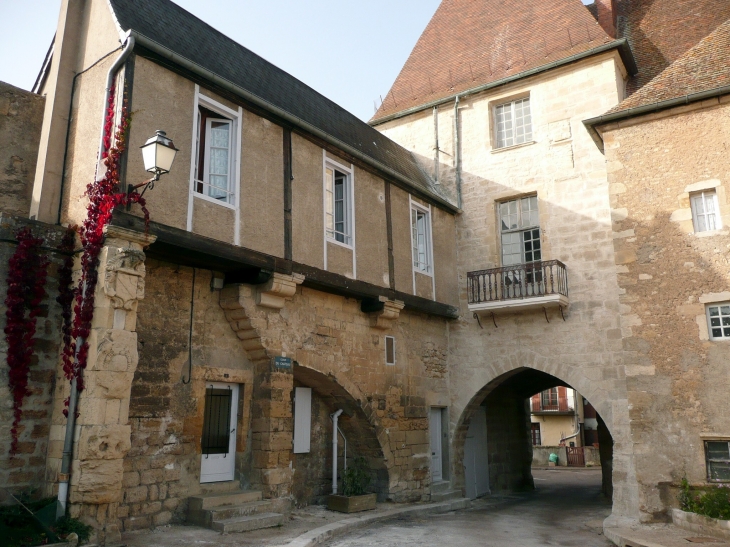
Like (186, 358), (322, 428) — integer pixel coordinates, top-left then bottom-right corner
(60, 83), (149, 415)
(56, 225), (76, 398)
(4, 227), (49, 454)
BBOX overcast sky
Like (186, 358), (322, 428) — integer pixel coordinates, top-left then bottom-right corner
(0, 0), (441, 121)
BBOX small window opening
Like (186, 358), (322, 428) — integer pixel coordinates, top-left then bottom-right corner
(195, 106), (234, 204)
(385, 336), (396, 365)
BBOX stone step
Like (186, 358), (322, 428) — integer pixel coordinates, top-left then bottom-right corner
(188, 490), (262, 511)
(431, 481), (451, 493)
(431, 490), (463, 503)
(209, 500), (273, 521)
(211, 512), (285, 533)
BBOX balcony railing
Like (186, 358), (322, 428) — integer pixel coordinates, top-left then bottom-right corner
(467, 259), (569, 311)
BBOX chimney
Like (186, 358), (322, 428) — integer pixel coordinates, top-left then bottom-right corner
(595, 0), (617, 38)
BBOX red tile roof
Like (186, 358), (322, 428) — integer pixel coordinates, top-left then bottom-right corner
(606, 17), (730, 114)
(371, 0), (613, 122)
(616, 0), (730, 94)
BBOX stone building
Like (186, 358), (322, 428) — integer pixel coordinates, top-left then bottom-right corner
(1, 0), (729, 544)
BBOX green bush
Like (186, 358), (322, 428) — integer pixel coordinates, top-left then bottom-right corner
(342, 456), (372, 497)
(53, 516), (93, 544)
(680, 478), (730, 520)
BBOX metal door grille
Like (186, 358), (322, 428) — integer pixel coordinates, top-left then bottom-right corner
(202, 386), (232, 456)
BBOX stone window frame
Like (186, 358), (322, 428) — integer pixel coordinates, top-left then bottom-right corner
(704, 439), (730, 482)
(690, 190), (722, 233)
(385, 336), (396, 366)
(670, 179), (728, 238)
(706, 302), (730, 341)
(491, 92), (534, 151)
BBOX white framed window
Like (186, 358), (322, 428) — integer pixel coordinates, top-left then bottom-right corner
(324, 162), (353, 246)
(495, 97), (532, 149)
(707, 303), (730, 340)
(385, 336), (396, 366)
(690, 191), (721, 233)
(193, 102), (238, 207)
(499, 195), (541, 266)
(705, 440), (730, 481)
(411, 204), (432, 274)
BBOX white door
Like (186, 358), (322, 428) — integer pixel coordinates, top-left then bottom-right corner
(464, 405), (490, 499)
(200, 382), (239, 483)
(430, 408), (443, 482)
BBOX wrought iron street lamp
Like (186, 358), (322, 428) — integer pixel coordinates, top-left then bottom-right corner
(127, 130), (179, 203)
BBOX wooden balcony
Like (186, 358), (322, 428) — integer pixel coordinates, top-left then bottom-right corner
(467, 260), (569, 313)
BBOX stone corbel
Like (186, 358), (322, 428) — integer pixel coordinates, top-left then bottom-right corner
(363, 296), (405, 330)
(256, 272), (305, 309)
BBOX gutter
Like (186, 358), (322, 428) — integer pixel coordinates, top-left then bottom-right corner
(583, 84), (730, 152)
(369, 39), (638, 127)
(128, 31), (459, 214)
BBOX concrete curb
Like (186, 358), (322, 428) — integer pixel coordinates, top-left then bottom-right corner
(277, 498), (471, 547)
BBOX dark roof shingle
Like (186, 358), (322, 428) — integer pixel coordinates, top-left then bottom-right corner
(371, 0), (614, 121)
(107, 0), (454, 208)
(606, 18), (730, 114)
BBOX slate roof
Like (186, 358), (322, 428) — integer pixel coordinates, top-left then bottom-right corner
(606, 18), (730, 115)
(370, 0), (616, 122)
(106, 0), (453, 208)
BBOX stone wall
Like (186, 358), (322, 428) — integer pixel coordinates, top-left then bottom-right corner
(0, 215), (67, 496)
(377, 51), (640, 519)
(600, 97), (730, 520)
(120, 258), (451, 527)
(0, 82), (44, 217)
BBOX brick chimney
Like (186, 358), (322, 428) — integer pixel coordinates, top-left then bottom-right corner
(595, 0), (617, 38)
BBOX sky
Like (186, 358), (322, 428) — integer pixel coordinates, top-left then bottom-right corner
(0, 0), (442, 121)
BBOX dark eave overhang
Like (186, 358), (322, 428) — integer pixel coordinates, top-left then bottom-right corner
(32, 36), (55, 94)
(126, 30), (459, 214)
(369, 38), (638, 127)
(110, 211), (459, 319)
(583, 84), (730, 152)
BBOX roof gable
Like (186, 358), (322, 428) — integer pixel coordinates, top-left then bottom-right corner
(606, 18), (730, 115)
(106, 0), (455, 210)
(371, 0), (614, 121)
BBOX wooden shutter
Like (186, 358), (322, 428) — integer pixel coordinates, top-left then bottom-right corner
(293, 387), (312, 453)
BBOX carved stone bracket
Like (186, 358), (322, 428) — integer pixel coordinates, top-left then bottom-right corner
(220, 284), (270, 364)
(256, 272), (305, 309)
(364, 296), (405, 330)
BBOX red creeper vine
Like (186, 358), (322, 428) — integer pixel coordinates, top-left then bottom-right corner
(4, 227), (49, 454)
(60, 83), (149, 414)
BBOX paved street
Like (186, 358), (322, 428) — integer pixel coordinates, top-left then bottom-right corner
(323, 468), (612, 547)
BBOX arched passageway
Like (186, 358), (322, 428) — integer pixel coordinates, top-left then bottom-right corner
(453, 368), (613, 504)
(291, 365), (390, 505)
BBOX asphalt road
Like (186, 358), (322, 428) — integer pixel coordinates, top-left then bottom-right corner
(323, 468), (613, 547)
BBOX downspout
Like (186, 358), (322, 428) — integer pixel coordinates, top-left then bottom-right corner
(433, 107), (439, 184)
(453, 95), (461, 209)
(331, 409), (344, 494)
(57, 34), (135, 519)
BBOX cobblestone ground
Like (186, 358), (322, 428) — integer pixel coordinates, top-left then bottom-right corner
(323, 468), (612, 547)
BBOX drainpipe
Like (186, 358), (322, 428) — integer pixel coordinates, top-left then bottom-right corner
(95, 32), (134, 179)
(433, 107), (439, 184)
(331, 409), (344, 494)
(56, 34), (135, 519)
(453, 95), (461, 209)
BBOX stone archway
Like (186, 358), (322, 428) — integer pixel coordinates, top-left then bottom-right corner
(450, 363), (637, 520)
(293, 364), (391, 503)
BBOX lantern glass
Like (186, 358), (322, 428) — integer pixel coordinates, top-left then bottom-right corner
(140, 130), (178, 175)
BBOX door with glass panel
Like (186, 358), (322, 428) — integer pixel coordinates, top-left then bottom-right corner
(200, 382), (239, 483)
(499, 196), (543, 298)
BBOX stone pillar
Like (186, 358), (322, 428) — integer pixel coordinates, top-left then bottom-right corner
(66, 226), (155, 544)
(220, 282), (296, 500)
